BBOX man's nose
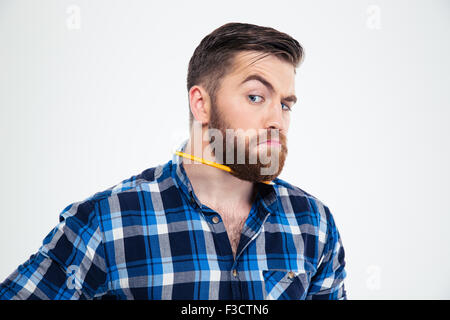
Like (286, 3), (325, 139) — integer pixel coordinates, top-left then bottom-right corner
(264, 101), (284, 131)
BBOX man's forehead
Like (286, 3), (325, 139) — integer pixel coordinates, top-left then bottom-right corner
(227, 51), (296, 95)
(230, 51), (278, 74)
(228, 51), (295, 82)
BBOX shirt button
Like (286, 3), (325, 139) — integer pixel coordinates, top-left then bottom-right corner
(287, 271), (295, 279)
(212, 216), (220, 224)
(232, 269), (238, 277)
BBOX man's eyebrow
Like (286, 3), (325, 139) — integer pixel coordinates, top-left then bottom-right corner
(240, 74), (297, 104)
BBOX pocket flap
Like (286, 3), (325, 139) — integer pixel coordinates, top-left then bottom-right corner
(262, 269), (311, 300)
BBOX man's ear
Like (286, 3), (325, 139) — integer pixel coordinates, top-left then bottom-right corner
(189, 85), (211, 126)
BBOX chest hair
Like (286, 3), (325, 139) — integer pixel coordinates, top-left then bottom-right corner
(214, 205), (251, 258)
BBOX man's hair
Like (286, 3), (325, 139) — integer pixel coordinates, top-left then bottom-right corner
(186, 22), (304, 129)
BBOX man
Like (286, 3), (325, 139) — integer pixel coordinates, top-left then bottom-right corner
(0, 22), (347, 300)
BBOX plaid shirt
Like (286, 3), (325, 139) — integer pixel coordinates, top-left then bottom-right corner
(0, 139), (347, 300)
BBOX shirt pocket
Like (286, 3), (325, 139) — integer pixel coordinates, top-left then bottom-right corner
(262, 269), (311, 300)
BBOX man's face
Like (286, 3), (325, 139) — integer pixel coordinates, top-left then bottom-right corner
(207, 50), (296, 183)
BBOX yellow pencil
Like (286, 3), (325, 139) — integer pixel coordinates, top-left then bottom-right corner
(174, 151), (273, 185)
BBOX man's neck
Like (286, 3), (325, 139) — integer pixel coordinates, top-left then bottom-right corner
(182, 138), (257, 209)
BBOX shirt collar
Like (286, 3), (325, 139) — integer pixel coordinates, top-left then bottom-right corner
(170, 138), (280, 215)
(171, 139), (199, 206)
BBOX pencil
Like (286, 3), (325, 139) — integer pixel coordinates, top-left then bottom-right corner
(174, 151), (273, 185)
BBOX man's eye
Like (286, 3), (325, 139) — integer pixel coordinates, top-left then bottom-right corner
(281, 102), (292, 111)
(248, 95), (264, 103)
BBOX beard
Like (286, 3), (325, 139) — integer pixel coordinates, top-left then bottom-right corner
(207, 101), (288, 183)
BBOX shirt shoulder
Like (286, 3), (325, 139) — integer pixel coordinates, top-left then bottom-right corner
(84, 163), (170, 202)
(74, 161), (170, 209)
(271, 177), (336, 230)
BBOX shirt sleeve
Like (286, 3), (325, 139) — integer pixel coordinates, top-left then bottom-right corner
(0, 199), (109, 300)
(306, 203), (347, 300)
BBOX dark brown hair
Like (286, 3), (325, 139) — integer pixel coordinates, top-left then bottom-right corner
(186, 22), (304, 128)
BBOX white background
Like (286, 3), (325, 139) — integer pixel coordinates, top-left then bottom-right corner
(0, 0), (449, 299)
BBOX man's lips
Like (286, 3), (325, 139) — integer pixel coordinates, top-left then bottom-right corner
(258, 139), (281, 146)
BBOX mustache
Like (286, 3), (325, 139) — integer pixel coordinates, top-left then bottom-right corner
(251, 130), (287, 146)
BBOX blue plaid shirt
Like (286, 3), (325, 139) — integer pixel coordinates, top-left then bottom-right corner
(0, 139), (347, 300)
